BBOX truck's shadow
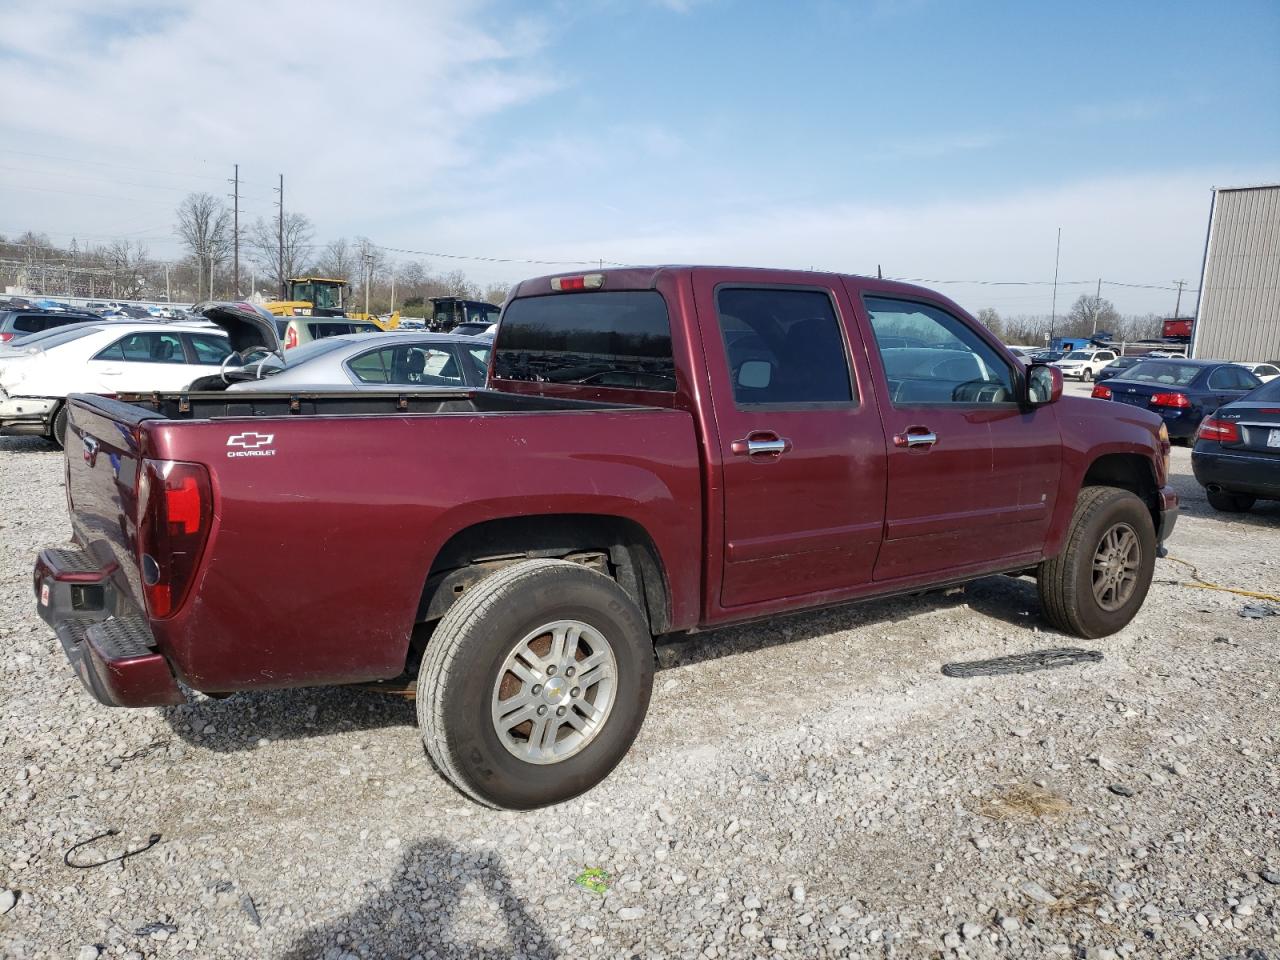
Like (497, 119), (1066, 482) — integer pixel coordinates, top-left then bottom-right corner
(278, 836), (555, 960)
(0, 435), (58, 456)
(161, 574), (1038, 751)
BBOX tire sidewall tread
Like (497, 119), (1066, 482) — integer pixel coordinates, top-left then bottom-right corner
(417, 558), (654, 809)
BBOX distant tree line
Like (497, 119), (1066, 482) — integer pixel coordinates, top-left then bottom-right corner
(977, 295), (1164, 346)
(0, 194), (510, 311)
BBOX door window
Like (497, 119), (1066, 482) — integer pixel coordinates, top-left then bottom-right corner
(187, 334), (233, 365)
(715, 287), (854, 406)
(347, 345), (466, 385)
(864, 297), (1014, 404)
(93, 332), (184, 363)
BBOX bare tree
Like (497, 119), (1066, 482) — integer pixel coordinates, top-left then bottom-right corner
(976, 307), (1003, 339)
(247, 213), (314, 295)
(314, 237), (355, 281)
(1065, 293), (1121, 337)
(175, 193), (231, 297)
(481, 281), (510, 305)
(102, 240), (151, 299)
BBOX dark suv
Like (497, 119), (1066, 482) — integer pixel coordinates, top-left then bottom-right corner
(0, 309), (102, 344)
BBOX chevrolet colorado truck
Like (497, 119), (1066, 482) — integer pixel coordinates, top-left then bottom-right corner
(34, 267), (1177, 808)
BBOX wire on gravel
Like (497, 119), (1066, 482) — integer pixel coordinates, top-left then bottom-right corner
(63, 829), (162, 869)
(942, 648), (1103, 678)
(1158, 555), (1280, 603)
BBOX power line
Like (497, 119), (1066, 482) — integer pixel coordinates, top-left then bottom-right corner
(0, 148), (230, 183)
(372, 242), (629, 267)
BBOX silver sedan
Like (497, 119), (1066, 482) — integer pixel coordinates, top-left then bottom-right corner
(226, 332), (491, 392)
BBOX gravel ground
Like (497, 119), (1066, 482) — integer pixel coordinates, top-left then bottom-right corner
(2, 390), (1278, 960)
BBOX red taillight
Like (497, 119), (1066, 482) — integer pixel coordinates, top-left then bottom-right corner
(284, 325), (298, 349)
(1150, 392), (1190, 409)
(1091, 383), (1112, 399)
(550, 273), (604, 292)
(1196, 416), (1240, 443)
(0, 332), (13, 342)
(137, 459), (213, 619)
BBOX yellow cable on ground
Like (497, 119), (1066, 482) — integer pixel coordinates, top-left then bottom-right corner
(1160, 555), (1280, 604)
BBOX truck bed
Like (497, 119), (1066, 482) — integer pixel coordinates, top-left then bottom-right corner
(59, 390), (702, 700)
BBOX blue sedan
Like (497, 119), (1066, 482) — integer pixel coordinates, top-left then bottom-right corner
(1192, 377), (1280, 512)
(1090, 359), (1263, 441)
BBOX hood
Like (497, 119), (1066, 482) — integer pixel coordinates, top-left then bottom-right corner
(197, 302), (282, 357)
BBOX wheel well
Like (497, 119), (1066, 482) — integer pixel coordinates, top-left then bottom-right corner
(416, 513), (671, 639)
(1081, 453), (1158, 529)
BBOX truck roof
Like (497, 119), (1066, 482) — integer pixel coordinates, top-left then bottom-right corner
(509, 266), (956, 306)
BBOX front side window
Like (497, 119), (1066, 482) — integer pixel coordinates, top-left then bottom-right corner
(93, 332), (184, 363)
(864, 297), (1014, 404)
(715, 287), (854, 406)
(492, 291), (676, 392)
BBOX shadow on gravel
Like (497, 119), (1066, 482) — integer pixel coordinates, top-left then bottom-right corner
(0, 435), (58, 455)
(161, 684), (416, 753)
(656, 573), (1041, 669)
(280, 836), (555, 960)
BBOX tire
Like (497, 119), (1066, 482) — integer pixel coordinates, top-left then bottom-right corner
(1037, 486), (1156, 639)
(1082, 368), (1093, 381)
(51, 404), (68, 448)
(1207, 489), (1255, 513)
(417, 558), (654, 808)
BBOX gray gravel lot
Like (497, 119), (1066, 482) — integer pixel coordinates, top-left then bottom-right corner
(2, 389), (1278, 959)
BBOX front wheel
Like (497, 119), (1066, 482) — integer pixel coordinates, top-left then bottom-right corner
(51, 404), (68, 448)
(417, 558), (654, 808)
(1207, 489), (1255, 513)
(1037, 486), (1156, 638)
(1082, 368), (1093, 381)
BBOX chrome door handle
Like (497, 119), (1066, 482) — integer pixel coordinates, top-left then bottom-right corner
(731, 435), (792, 457)
(893, 428), (938, 448)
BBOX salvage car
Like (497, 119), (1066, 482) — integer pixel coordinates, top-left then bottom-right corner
(1091, 359), (1262, 441)
(1192, 376), (1280, 512)
(34, 266), (1177, 808)
(0, 322), (230, 445)
(1054, 347), (1117, 381)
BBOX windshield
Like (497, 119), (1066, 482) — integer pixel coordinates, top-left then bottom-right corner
(4, 323), (102, 349)
(312, 283), (343, 311)
(253, 335), (350, 375)
(1065, 351), (1092, 360)
(1251, 378), (1280, 401)
(1124, 362), (1201, 386)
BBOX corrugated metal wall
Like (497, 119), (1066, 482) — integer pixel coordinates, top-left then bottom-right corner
(1193, 185), (1280, 362)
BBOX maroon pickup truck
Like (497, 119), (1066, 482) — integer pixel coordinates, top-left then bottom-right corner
(35, 267), (1176, 808)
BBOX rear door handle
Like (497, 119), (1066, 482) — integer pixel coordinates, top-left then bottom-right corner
(893, 426), (938, 448)
(731, 433), (792, 457)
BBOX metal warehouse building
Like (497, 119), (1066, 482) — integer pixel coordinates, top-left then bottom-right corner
(1191, 183), (1280, 363)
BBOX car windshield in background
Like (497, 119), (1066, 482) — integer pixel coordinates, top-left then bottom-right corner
(1249, 378), (1280, 401)
(1122, 362), (1201, 386)
(492, 291), (676, 391)
(1065, 350), (1093, 360)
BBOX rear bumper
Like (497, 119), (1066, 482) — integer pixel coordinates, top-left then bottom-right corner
(0, 395), (57, 436)
(1192, 448), (1280, 499)
(33, 547), (185, 708)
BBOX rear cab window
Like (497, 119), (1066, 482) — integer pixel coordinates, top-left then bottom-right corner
(492, 291), (676, 392)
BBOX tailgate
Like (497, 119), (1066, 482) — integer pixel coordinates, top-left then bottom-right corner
(64, 394), (161, 607)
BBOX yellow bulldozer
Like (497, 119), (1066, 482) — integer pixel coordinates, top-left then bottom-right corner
(265, 277), (400, 330)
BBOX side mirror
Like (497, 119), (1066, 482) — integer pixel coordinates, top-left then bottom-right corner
(738, 360), (772, 389)
(1027, 363), (1062, 405)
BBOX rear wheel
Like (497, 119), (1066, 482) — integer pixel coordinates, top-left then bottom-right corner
(1038, 486), (1156, 638)
(417, 558), (654, 808)
(1207, 489), (1255, 513)
(51, 405), (68, 448)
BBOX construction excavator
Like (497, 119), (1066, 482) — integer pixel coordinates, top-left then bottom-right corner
(265, 277), (400, 330)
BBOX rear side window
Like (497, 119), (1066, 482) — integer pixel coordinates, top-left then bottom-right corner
(12, 314), (50, 333)
(187, 334), (233, 365)
(348, 345), (466, 385)
(1128, 362), (1202, 386)
(492, 291), (675, 392)
(716, 287), (854, 405)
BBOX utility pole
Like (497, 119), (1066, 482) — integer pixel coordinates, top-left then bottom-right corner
(229, 163), (241, 297)
(164, 262), (171, 303)
(363, 252), (373, 317)
(1092, 277), (1102, 334)
(1173, 279), (1187, 317)
(274, 174), (285, 298)
(1049, 227), (1061, 341)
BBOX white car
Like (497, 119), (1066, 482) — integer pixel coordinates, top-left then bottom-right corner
(1238, 361), (1280, 383)
(0, 323), (231, 446)
(1054, 348), (1117, 381)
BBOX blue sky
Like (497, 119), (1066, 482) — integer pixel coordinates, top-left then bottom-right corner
(1, 0), (1277, 315)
